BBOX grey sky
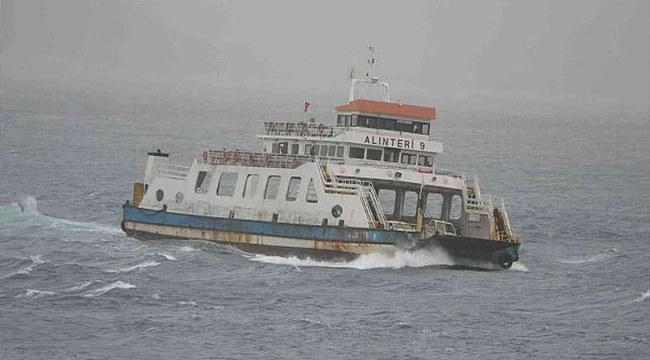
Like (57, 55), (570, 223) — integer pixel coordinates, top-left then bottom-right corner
(1, 0), (648, 107)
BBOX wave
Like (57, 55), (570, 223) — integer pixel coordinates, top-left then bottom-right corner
(0, 255), (47, 280)
(16, 289), (56, 298)
(559, 248), (620, 264)
(0, 195), (123, 235)
(82, 281), (136, 298)
(628, 290), (650, 304)
(249, 248), (454, 270)
(64, 281), (96, 292)
(106, 260), (159, 273)
(158, 253), (177, 261)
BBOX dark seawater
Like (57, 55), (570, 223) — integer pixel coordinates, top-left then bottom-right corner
(1, 83), (648, 360)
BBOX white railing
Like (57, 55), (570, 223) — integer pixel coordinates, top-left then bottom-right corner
(314, 158), (386, 228)
(200, 150), (312, 169)
(262, 121), (345, 138)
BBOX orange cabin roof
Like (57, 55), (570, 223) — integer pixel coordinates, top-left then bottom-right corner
(335, 99), (436, 121)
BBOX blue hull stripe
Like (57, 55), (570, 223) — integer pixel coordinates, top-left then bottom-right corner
(123, 205), (407, 245)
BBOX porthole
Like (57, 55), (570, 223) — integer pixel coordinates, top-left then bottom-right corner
(331, 204), (343, 218)
(175, 191), (184, 204)
(155, 189), (164, 202)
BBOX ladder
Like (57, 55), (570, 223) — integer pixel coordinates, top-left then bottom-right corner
(314, 158), (387, 228)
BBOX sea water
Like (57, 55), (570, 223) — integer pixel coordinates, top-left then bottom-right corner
(0, 83), (648, 359)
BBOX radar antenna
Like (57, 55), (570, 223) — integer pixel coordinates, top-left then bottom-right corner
(348, 46), (391, 102)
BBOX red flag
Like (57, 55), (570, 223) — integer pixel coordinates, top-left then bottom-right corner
(304, 101), (311, 112)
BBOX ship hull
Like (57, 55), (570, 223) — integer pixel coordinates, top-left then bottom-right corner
(414, 235), (520, 269)
(122, 204), (519, 269)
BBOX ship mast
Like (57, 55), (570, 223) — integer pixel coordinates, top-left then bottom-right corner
(348, 46), (391, 102)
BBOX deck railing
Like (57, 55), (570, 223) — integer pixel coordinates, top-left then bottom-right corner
(199, 150), (312, 169)
(262, 121), (344, 138)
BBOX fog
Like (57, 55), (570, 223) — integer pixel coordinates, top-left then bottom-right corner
(1, 0), (648, 109)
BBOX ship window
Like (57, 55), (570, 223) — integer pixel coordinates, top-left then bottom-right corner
(450, 194), (462, 220)
(425, 193), (443, 219)
(304, 144), (312, 156)
(377, 189), (395, 216)
(278, 142), (288, 154)
(337, 115), (344, 126)
(242, 174), (259, 198)
(401, 153), (417, 165)
(396, 120), (412, 133)
(413, 122), (423, 134)
(306, 178), (318, 203)
(320, 145), (328, 157)
(349, 147), (365, 159)
(418, 155), (433, 167)
(264, 175), (281, 200)
(350, 115), (358, 127)
(291, 143), (299, 154)
(195, 171), (212, 194)
(271, 143), (279, 154)
(403, 191), (418, 217)
(422, 123), (430, 135)
(384, 148), (399, 163)
(312, 145), (320, 156)
(328, 145), (336, 157)
(378, 118), (395, 130)
(336, 146), (344, 157)
(366, 149), (382, 161)
(286, 177), (301, 201)
(217, 172), (238, 197)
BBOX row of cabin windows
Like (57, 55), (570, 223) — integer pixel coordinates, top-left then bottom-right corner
(349, 146), (434, 166)
(377, 190), (462, 220)
(337, 115), (430, 135)
(271, 141), (433, 166)
(272, 141), (345, 158)
(195, 171), (319, 203)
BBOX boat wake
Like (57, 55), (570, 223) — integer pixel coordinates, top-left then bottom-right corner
(0, 196), (122, 236)
(249, 248), (454, 270)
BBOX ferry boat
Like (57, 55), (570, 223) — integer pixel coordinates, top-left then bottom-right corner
(121, 53), (520, 269)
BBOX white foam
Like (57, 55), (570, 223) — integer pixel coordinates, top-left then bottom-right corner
(630, 290), (650, 304)
(509, 262), (530, 272)
(159, 253), (177, 261)
(65, 281), (95, 292)
(83, 281), (136, 297)
(178, 245), (200, 252)
(1, 255), (48, 279)
(4, 196), (123, 235)
(107, 260), (159, 273)
(17, 289), (56, 298)
(249, 248), (454, 270)
(559, 248), (618, 264)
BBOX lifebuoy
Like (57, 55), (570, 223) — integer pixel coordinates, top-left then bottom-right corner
(202, 151), (208, 163)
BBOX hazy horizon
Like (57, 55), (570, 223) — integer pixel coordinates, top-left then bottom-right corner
(1, 0), (649, 110)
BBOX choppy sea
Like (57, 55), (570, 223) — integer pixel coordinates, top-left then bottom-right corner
(1, 82), (648, 359)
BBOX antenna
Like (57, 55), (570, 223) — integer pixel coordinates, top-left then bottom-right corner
(366, 46), (376, 81)
(348, 46), (391, 102)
